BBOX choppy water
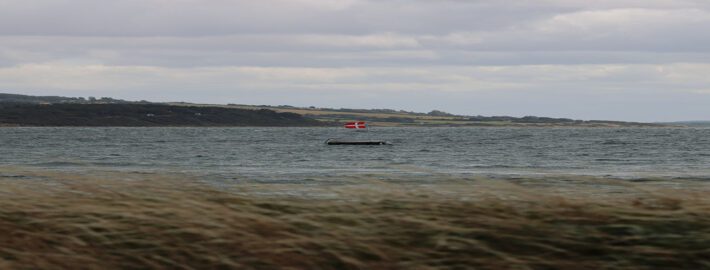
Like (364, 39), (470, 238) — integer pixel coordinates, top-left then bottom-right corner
(1, 127), (709, 182)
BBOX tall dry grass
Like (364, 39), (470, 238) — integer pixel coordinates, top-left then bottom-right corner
(1, 169), (709, 269)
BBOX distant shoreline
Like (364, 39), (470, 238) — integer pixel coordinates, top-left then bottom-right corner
(0, 102), (674, 128)
(0, 93), (682, 127)
(0, 103), (326, 127)
(0, 125), (686, 128)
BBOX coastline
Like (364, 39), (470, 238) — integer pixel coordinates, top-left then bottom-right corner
(0, 124), (686, 128)
(0, 97), (675, 127)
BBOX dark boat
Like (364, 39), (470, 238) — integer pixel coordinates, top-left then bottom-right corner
(325, 139), (391, 145)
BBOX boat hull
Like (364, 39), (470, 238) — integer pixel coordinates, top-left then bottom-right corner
(325, 139), (391, 145)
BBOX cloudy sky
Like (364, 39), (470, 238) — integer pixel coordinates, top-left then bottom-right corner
(1, 0), (710, 121)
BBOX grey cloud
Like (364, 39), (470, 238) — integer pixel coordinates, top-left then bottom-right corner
(0, 0), (571, 36)
(2, 33), (709, 69)
(2, 1), (709, 53)
(2, 0), (710, 121)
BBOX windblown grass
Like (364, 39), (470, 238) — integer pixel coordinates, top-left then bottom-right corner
(1, 170), (709, 269)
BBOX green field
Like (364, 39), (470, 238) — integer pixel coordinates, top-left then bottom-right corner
(168, 103), (667, 127)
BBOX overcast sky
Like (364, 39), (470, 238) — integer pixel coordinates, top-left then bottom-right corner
(2, 0), (710, 121)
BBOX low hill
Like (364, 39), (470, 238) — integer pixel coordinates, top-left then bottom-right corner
(0, 93), (672, 127)
(203, 104), (667, 128)
(0, 103), (324, 127)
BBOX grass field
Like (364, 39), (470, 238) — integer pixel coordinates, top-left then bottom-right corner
(164, 103), (667, 127)
(168, 103), (465, 126)
(1, 169), (708, 269)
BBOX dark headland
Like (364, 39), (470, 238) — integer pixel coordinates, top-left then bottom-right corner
(0, 94), (323, 127)
(1, 93), (670, 127)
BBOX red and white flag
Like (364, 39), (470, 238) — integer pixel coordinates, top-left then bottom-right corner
(344, 121), (367, 129)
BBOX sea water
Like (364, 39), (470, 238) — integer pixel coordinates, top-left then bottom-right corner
(1, 127), (709, 183)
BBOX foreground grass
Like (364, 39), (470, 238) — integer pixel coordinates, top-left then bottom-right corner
(1, 171), (709, 269)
